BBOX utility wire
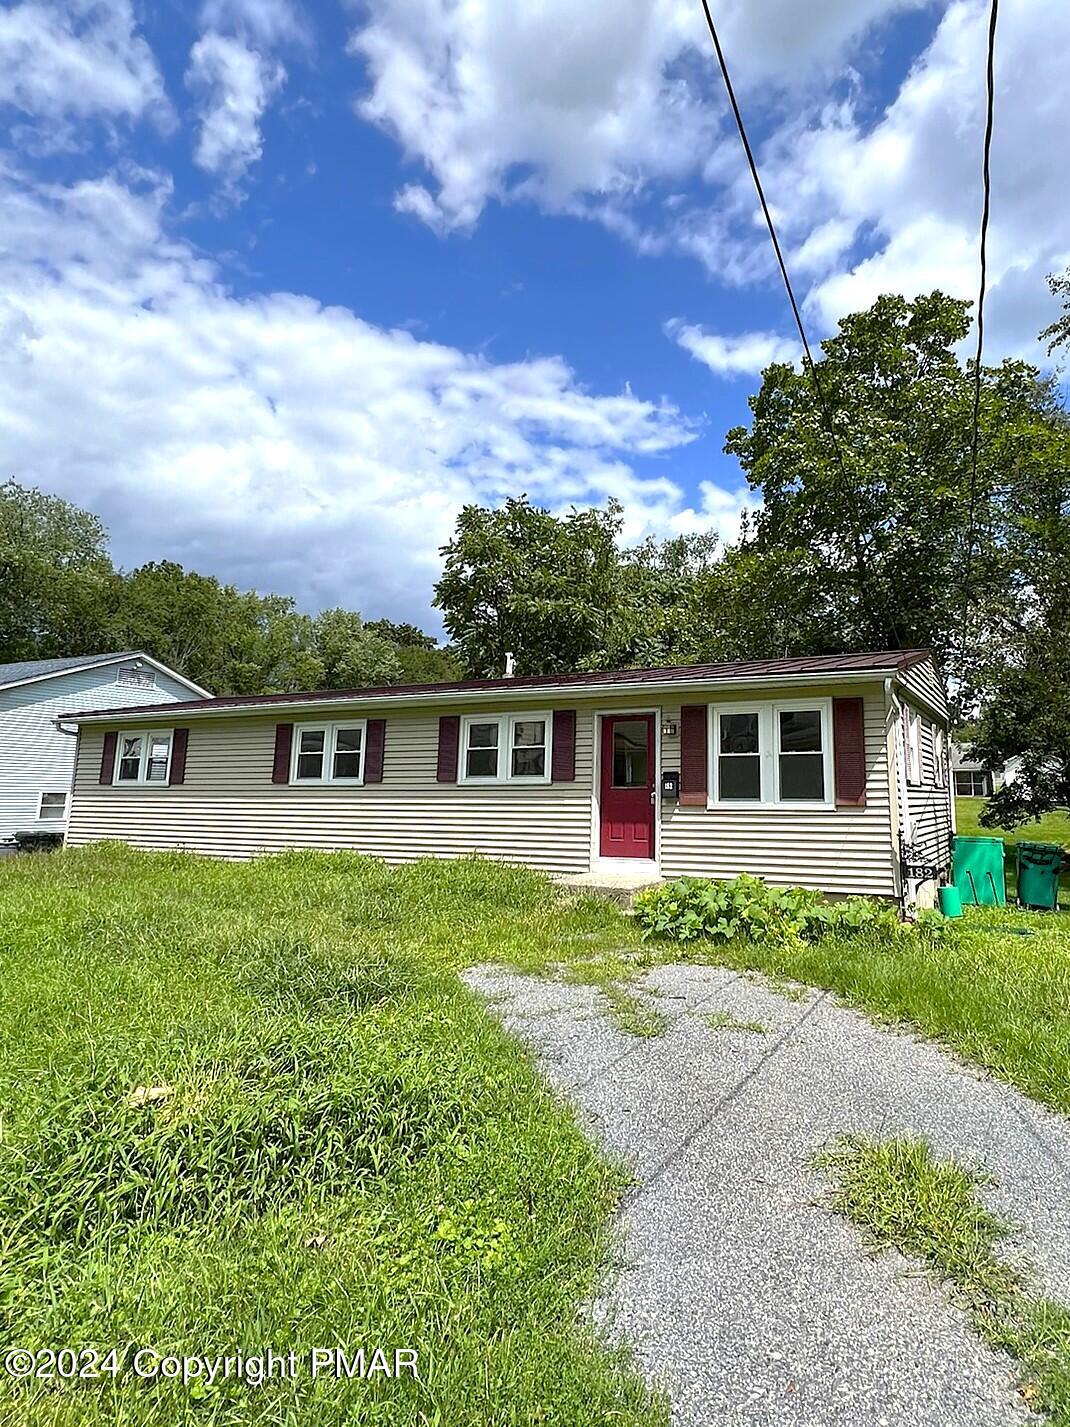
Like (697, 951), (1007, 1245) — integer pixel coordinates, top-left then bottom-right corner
(959, 0), (1000, 653)
(696, 0), (905, 648)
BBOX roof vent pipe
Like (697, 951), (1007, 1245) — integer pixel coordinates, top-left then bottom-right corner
(504, 652), (516, 678)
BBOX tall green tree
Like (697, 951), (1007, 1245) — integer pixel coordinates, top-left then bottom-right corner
(725, 292), (1059, 674)
(302, 609), (404, 689)
(434, 496), (621, 676)
(0, 480), (118, 661)
(365, 619), (461, 683)
(968, 410), (1070, 824)
(111, 562), (313, 695)
(434, 501), (846, 677)
(1041, 267), (1070, 354)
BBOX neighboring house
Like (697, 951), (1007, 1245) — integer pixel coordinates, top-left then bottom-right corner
(0, 653), (210, 842)
(951, 742), (1022, 799)
(60, 649), (953, 907)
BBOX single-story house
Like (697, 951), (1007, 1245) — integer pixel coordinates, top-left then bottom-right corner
(0, 652), (209, 843)
(60, 649), (953, 906)
(951, 742), (1022, 799)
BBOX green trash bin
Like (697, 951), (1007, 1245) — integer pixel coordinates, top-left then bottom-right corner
(1016, 841), (1063, 911)
(952, 835), (1006, 906)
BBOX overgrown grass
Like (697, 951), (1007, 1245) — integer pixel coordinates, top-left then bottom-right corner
(3, 844), (1069, 1424)
(0, 844), (663, 1427)
(630, 904), (1070, 1114)
(817, 1136), (1070, 1423)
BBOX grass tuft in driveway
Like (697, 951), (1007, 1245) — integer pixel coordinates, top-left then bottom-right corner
(817, 1135), (1070, 1424)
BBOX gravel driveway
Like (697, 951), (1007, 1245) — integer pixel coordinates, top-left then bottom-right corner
(464, 962), (1070, 1427)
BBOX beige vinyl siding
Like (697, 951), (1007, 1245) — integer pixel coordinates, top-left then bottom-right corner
(899, 654), (949, 720)
(66, 679), (906, 896)
(67, 701), (595, 874)
(901, 700), (953, 875)
(658, 684), (898, 897)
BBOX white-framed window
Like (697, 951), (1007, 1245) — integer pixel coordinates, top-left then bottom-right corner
(460, 712), (552, 784)
(905, 707), (922, 785)
(709, 700), (833, 808)
(955, 770), (992, 798)
(37, 790), (68, 821)
(712, 703), (764, 804)
(775, 703), (831, 803)
(116, 665), (157, 689)
(290, 721), (367, 784)
(114, 730), (173, 785)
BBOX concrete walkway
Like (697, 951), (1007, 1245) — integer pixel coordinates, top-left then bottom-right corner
(464, 962), (1070, 1427)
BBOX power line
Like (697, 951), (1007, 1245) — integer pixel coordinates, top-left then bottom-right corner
(696, 0), (906, 647)
(959, 0), (1000, 652)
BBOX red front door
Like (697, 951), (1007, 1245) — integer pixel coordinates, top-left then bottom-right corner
(599, 714), (655, 859)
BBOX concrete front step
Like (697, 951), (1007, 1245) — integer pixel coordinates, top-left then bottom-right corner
(554, 869), (663, 906)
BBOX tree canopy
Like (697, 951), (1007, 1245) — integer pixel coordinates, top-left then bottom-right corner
(432, 289), (1070, 823)
(727, 291), (1062, 672)
(0, 483), (455, 695)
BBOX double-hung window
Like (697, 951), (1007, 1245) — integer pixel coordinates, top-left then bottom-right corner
(460, 713), (551, 784)
(114, 730), (173, 784)
(716, 708), (762, 802)
(709, 701), (832, 807)
(775, 707), (826, 802)
(291, 722), (367, 784)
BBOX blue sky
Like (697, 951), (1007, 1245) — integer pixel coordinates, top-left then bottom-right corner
(0, 0), (1066, 630)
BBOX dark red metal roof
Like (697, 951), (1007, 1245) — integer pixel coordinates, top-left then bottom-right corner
(64, 649), (933, 722)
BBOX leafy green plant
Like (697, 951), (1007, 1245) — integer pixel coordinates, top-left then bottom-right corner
(634, 875), (920, 947)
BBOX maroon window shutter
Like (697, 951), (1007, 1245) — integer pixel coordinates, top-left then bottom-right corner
(833, 697), (866, 807)
(437, 715), (460, 782)
(679, 706), (708, 806)
(364, 719), (386, 783)
(551, 710), (576, 781)
(272, 723), (294, 784)
(169, 728), (189, 785)
(99, 731), (117, 785)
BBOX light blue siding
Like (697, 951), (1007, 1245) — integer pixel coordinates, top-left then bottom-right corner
(0, 663), (200, 840)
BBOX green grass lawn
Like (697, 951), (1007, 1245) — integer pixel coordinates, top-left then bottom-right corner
(0, 844), (663, 1427)
(956, 797), (1070, 905)
(2, 845), (1070, 1426)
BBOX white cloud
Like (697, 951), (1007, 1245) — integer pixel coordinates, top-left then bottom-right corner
(185, 0), (307, 193)
(347, 0), (926, 234)
(199, 0), (308, 47)
(350, 0), (715, 233)
(186, 31), (285, 186)
(0, 0), (170, 139)
(0, 166), (738, 621)
(666, 319), (800, 377)
(759, 0), (1070, 358)
(348, 0), (1068, 361)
